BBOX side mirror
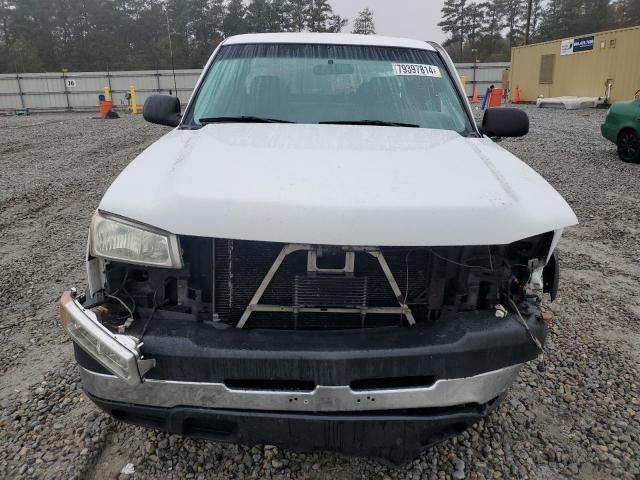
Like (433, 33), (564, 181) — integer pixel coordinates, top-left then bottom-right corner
(143, 95), (181, 127)
(480, 107), (529, 138)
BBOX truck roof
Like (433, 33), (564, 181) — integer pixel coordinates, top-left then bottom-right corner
(223, 33), (436, 51)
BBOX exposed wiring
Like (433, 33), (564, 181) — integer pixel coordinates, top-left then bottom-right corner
(90, 269), (136, 322)
(506, 260), (532, 269)
(505, 260), (534, 286)
(139, 288), (159, 342)
(85, 269), (129, 309)
(425, 247), (495, 273)
(105, 294), (134, 319)
(402, 247), (498, 306)
(120, 285), (137, 316)
(136, 277), (173, 341)
(507, 296), (543, 353)
(110, 269), (129, 296)
(403, 248), (419, 305)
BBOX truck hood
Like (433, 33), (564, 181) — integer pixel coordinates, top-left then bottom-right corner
(100, 124), (577, 246)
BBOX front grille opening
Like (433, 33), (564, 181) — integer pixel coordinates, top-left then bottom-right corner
(99, 236), (547, 331)
(209, 240), (517, 329)
(350, 375), (438, 391)
(224, 378), (316, 392)
(183, 418), (237, 438)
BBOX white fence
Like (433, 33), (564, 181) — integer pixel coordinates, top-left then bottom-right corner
(0, 63), (509, 112)
(456, 62), (510, 97)
(0, 69), (202, 112)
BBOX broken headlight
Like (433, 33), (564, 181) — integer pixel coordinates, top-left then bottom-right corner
(89, 211), (182, 269)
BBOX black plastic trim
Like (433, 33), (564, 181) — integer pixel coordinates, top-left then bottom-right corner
(75, 306), (546, 385)
(87, 392), (505, 464)
(543, 252), (560, 302)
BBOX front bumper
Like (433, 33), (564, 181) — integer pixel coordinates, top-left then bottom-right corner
(88, 392), (506, 463)
(79, 363), (522, 412)
(71, 298), (546, 386)
(65, 289), (546, 394)
(64, 290), (545, 459)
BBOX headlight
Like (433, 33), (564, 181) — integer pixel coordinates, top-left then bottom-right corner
(90, 212), (182, 268)
(60, 291), (154, 385)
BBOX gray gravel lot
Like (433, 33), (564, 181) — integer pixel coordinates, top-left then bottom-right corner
(1, 106), (639, 480)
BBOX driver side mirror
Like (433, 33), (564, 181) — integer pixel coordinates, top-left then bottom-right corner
(143, 95), (181, 127)
(480, 107), (529, 138)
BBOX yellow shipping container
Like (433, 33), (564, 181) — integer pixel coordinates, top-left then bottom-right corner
(510, 25), (640, 103)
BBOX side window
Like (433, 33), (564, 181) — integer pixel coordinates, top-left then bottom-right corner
(539, 54), (555, 85)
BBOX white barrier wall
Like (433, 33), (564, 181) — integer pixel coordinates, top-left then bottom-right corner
(0, 69), (202, 112)
(0, 64), (509, 112)
(455, 62), (511, 97)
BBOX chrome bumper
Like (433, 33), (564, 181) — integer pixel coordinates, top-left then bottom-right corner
(80, 363), (522, 413)
(60, 291), (154, 385)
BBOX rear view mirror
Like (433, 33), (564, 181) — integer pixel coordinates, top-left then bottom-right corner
(313, 63), (355, 75)
(481, 108), (529, 138)
(143, 95), (181, 127)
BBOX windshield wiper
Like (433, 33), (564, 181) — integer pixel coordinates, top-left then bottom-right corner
(319, 120), (420, 128)
(199, 116), (294, 124)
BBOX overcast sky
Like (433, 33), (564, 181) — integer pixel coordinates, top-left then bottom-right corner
(330, 0), (447, 43)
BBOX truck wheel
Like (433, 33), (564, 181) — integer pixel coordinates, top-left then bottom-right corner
(617, 129), (640, 163)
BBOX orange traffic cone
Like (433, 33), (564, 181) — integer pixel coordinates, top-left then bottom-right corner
(512, 85), (521, 104)
(472, 87), (479, 104)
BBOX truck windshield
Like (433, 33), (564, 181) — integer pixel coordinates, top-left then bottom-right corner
(184, 43), (473, 134)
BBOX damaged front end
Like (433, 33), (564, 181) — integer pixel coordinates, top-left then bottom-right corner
(58, 211), (565, 461)
(60, 290), (154, 385)
(62, 211), (560, 386)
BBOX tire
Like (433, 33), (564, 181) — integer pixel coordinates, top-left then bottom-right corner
(617, 128), (640, 163)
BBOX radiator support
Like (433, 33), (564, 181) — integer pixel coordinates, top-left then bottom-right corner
(235, 245), (416, 328)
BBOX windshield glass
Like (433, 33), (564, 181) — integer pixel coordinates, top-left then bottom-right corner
(184, 43), (472, 134)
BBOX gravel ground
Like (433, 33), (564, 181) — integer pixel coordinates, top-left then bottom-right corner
(0, 106), (638, 480)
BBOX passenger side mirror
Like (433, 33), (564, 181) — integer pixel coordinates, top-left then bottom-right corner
(480, 107), (529, 138)
(143, 95), (181, 127)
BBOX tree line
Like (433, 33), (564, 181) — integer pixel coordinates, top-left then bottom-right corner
(439, 0), (640, 62)
(0, 0), (376, 73)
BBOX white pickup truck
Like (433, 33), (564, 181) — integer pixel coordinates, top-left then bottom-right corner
(60, 33), (577, 463)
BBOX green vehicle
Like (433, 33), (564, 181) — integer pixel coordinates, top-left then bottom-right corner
(601, 96), (640, 163)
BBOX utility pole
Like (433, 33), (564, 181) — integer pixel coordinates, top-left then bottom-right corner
(163, 3), (178, 97)
(460, 0), (466, 62)
(525, 0), (533, 44)
(471, 48), (478, 88)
